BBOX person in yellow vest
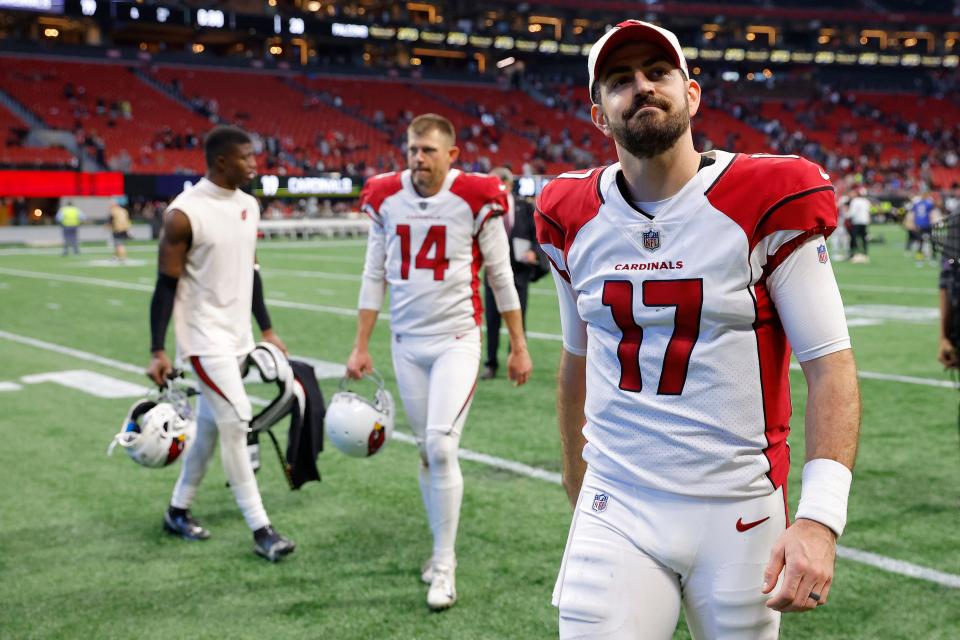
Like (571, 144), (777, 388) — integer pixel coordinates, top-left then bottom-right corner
(55, 200), (86, 255)
(107, 199), (132, 263)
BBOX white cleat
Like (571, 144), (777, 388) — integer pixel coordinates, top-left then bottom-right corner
(421, 557), (434, 585)
(426, 564), (457, 611)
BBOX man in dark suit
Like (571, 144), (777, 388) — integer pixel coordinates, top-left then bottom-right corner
(482, 167), (543, 379)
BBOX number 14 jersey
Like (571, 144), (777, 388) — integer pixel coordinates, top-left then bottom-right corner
(536, 151), (851, 498)
(359, 168), (511, 336)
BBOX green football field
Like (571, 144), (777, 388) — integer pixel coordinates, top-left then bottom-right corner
(0, 226), (958, 639)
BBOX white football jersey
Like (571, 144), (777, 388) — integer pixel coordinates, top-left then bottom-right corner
(359, 168), (509, 336)
(536, 151), (850, 498)
(166, 178), (259, 358)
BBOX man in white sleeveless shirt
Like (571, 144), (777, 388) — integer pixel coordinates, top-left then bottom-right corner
(346, 114), (533, 610)
(146, 126), (295, 562)
(536, 22), (861, 638)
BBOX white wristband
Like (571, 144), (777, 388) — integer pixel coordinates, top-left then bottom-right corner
(794, 458), (852, 538)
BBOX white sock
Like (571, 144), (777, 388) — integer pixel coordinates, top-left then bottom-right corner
(426, 431), (462, 567)
(219, 422), (270, 531)
(418, 462), (435, 556)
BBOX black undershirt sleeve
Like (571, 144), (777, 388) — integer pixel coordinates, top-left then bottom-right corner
(150, 273), (178, 352)
(252, 268), (272, 332)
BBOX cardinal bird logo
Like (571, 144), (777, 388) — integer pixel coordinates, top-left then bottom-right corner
(368, 421), (386, 456)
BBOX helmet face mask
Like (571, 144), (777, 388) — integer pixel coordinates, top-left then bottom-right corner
(326, 371), (394, 458)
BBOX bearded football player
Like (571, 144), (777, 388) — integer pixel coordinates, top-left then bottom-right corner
(536, 21), (861, 639)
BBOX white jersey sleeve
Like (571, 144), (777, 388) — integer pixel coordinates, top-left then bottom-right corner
(767, 236), (850, 362)
(552, 267), (588, 356)
(358, 217), (387, 311)
(477, 218), (520, 313)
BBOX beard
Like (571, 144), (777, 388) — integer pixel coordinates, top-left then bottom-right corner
(411, 168), (433, 190)
(607, 94), (690, 159)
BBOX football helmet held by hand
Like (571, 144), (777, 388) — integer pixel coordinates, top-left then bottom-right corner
(108, 399), (196, 468)
(326, 370), (394, 458)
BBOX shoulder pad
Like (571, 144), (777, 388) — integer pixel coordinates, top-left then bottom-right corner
(450, 173), (507, 217)
(706, 154), (837, 247)
(359, 172), (403, 219)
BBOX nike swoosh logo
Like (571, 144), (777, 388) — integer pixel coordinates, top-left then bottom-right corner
(736, 516), (770, 532)
(454, 334), (466, 340)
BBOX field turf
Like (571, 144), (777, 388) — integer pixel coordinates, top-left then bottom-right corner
(0, 226), (957, 639)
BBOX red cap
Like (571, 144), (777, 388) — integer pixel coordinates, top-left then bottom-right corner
(588, 20), (688, 103)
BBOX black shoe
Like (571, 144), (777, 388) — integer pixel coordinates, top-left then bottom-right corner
(253, 525), (296, 562)
(479, 366), (497, 380)
(163, 508), (211, 541)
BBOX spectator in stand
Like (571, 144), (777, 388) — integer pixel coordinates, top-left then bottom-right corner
(55, 199), (85, 256)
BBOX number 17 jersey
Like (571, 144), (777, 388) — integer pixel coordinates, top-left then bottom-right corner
(535, 151), (850, 498)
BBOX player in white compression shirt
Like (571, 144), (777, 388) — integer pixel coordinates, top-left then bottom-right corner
(147, 126), (295, 563)
(536, 21), (861, 640)
(346, 113), (533, 611)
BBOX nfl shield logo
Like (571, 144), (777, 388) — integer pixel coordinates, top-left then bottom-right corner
(817, 244), (828, 264)
(592, 492), (608, 513)
(419, 201), (428, 210)
(642, 229), (660, 252)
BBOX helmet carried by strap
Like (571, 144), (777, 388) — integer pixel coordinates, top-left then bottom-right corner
(326, 370), (394, 458)
(108, 377), (197, 468)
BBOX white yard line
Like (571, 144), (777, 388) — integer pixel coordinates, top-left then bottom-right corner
(391, 432), (563, 484)
(840, 284), (938, 295)
(834, 547), (960, 589)
(264, 268), (362, 281)
(0, 267), (152, 291)
(786, 363), (959, 389)
(260, 254), (365, 264)
(1, 268), (956, 389)
(1, 328), (958, 589)
(0, 239), (369, 257)
(257, 239), (369, 249)
(0, 267), (387, 319)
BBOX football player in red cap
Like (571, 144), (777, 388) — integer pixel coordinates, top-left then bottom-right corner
(537, 20), (861, 639)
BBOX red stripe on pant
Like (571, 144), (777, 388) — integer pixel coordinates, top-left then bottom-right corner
(190, 355), (231, 402)
(452, 379), (478, 427)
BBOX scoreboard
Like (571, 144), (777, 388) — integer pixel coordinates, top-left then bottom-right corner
(52, 1), (310, 37)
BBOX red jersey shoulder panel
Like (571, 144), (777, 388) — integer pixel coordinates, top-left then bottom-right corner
(534, 167), (605, 252)
(359, 172), (403, 221)
(449, 172), (508, 219)
(706, 154), (837, 249)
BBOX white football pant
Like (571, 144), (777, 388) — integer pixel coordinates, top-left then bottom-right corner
(555, 466), (785, 639)
(170, 354), (270, 531)
(391, 328), (481, 567)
